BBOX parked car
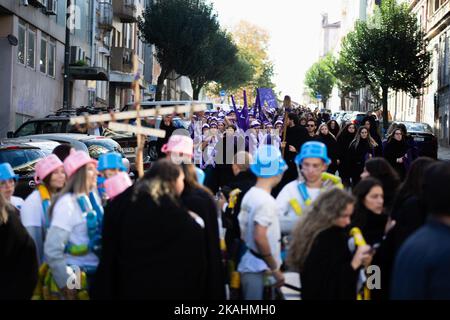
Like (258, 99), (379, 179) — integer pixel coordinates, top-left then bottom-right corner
(346, 112), (367, 127)
(386, 121), (438, 159)
(8, 112), (140, 169)
(0, 138), (61, 198)
(23, 133), (127, 160)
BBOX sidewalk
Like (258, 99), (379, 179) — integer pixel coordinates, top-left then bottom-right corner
(438, 145), (450, 161)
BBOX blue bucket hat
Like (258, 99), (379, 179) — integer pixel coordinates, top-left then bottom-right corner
(295, 141), (331, 165)
(0, 163), (18, 182)
(98, 152), (126, 172)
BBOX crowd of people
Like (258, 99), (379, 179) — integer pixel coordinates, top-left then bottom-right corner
(1, 95), (449, 300)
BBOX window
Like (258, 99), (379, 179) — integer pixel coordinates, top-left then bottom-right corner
(18, 22), (26, 64)
(40, 37), (47, 73)
(14, 121), (38, 137)
(27, 28), (36, 69)
(48, 40), (56, 77)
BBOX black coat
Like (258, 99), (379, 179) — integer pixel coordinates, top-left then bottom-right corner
(317, 133), (338, 163)
(383, 139), (409, 179)
(351, 205), (388, 246)
(336, 132), (356, 178)
(222, 170), (256, 252)
(156, 122), (177, 159)
(91, 187), (207, 300)
(300, 226), (358, 300)
(0, 207), (38, 300)
(181, 187), (226, 300)
(348, 139), (374, 185)
(371, 196), (427, 300)
(284, 125), (309, 163)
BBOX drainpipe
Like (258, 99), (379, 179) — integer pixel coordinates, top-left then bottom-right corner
(91, 0), (96, 68)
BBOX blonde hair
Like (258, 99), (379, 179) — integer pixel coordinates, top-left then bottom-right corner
(287, 188), (355, 272)
(316, 123), (336, 140)
(48, 165), (91, 220)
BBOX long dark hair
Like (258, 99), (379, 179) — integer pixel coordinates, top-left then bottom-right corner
(391, 157), (435, 214)
(364, 158), (400, 194)
(336, 123), (356, 141)
(351, 126), (378, 149)
(181, 164), (213, 197)
(352, 178), (383, 227)
(134, 159), (183, 206)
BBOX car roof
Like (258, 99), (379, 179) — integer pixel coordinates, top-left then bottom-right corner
(25, 133), (99, 141)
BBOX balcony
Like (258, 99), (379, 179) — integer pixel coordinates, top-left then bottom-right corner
(111, 47), (134, 73)
(427, 1), (450, 38)
(69, 66), (109, 81)
(113, 0), (138, 23)
(98, 2), (113, 32)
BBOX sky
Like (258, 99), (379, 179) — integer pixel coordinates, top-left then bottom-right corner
(211, 0), (342, 102)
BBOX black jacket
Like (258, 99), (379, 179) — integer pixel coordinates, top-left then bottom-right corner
(181, 187), (226, 300)
(0, 207), (38, 300)
(348, 139), (374, 171)
(317, 133), (338, 163)
(300, 226), (358, 300)
(352, 205), (388, 246)
(284, 125), (309, 163)
(371, 196), (427, 300)
(383, 139), (409, 179)
(336, 131), (356, 177)
(91, 187), (207, 300)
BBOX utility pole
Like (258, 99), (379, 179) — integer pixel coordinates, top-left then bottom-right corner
(63, 0), (71, 110)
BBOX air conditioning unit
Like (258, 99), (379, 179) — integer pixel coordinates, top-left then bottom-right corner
(70, 46), (86, 65)
(45, 0), (57, 15)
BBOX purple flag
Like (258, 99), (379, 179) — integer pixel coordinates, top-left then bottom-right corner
(231, 94), (249, 131)
(258, 88), (278, 111)
(256, 89), (269, 123)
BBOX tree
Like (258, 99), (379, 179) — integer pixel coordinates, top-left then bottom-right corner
(138, 0), (219, 100)
(190, 30), (240, 100)
(229, 20), (276, 101)
(304, 54), (336, 108)
(333, 54), (365, 110)
(339, 0), (432, 130)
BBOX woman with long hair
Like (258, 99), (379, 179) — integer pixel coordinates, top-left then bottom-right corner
(351, 178), (387, 247)
(383, 128), (409, 180)
(336, 123), (357, 188)
(316, 123), (339, 174)
(20, 154), (66, 266)
(0, 163), (24, 211)
(370, 157), (435, 300)
(0, 192), (38, 299)
(288, 188), (372, 300)
(42, 151), (102, 300)
(348, 127), (378, 187)
(360, 158), (400, 215)
(91, 159), (207, 300)
(327, 120), (341, 137)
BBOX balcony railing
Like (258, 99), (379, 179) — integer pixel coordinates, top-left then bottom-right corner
(111, 47), (134, 73)
(98, 2), (113, 32)
(113, 0), (138, 23)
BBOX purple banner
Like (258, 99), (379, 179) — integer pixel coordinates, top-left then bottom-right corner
(258, 88), (278, 111)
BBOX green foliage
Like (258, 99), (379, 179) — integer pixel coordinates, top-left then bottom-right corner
(304, 54), (336, 107)
(338, 0), (432, 128)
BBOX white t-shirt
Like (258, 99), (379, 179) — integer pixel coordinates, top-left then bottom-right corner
(21, 190), (45, 228)
(238, 187), (281, 273)
(276, 180), (321, 234)
(50, 193), (99, 267)
(11, 196), (24, 211)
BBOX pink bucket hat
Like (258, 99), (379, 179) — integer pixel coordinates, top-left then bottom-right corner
(34, 154), (64, 184)
(63, 150), (97, 178)
(104, 172), (132, 199)
(161, 135), (194, 158)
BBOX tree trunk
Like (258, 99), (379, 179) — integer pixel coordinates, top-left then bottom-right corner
(155, 68), (167, 101)
(193, 86), (201, 100)
(340, 94), (346, 110)
(382, 87), (389, 135)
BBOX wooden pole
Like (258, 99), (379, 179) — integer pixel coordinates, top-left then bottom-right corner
(132, 53), (144, 178)
(281, 110), (289, 157)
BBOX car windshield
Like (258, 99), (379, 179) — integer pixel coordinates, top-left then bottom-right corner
(403, 123), (433, 134)
(0, 148), (47, 173)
